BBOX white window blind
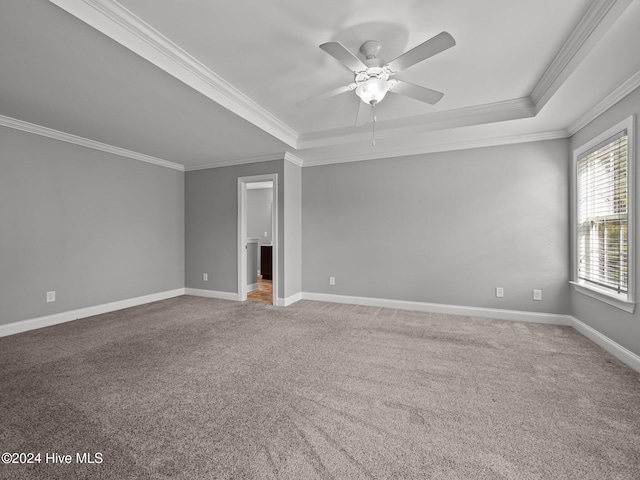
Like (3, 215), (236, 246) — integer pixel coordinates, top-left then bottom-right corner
(576, 131), (628, 295)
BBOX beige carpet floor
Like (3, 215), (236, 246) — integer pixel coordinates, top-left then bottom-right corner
(1, 296), (639, 479)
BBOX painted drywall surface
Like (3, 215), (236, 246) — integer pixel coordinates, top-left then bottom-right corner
(0, 127), (184, 326)
(185, 160), (284, 298)
(247, 187), (272, 272)
(302, 139), (570, 314)
(569, 86), (640, 356)
(247, 241), (258, 286)
(284, 160), (302, 299)
(247, 188), (272, 246)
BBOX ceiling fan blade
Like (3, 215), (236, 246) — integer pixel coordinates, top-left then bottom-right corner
(390, 80), (444, 105)
(320, 41), (368, 73)
(355, 99), (373, 127)
(386, 32), (455, 73)
(296, 83), (356, 108)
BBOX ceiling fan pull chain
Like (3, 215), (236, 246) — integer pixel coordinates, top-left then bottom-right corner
(372, 103), (377, 147)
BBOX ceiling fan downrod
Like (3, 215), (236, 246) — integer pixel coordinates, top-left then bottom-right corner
(371, 102), (377, 147)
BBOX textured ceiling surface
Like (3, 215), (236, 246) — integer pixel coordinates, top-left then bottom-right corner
(1, 0), (638, 169)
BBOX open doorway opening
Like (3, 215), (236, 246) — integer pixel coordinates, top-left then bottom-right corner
(237, 174), (277, 305)
(246, 181), (273, 303)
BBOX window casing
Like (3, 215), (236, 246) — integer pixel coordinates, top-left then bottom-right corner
(572, 116), (635, 313)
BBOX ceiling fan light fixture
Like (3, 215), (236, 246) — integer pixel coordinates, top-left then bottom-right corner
(355, 78), (391, 105)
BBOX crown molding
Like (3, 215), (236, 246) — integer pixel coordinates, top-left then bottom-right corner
(48, 0), (630, 155)
(301, 130), (569, 167)
(49, 0), (299, 148)
(0, 114), (185, 171)
(186, 151), (305, 171)
(44, 0), (632, 160)
(531, 0), (633, 113)
(297, 98), (535, 149)
(185, 153), (285, 172)
(567, 69), (640, 136)
(284, 151), (304, 167)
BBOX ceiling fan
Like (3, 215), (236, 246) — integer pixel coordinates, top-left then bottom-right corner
(297, 31), (456, 113)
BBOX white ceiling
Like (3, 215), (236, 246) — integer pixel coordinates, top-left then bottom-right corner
(1, 0), (639, 170)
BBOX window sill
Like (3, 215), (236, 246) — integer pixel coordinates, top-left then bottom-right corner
(570, 281), (635, 313)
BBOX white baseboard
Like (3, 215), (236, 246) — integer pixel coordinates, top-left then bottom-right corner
(0, 288), (186, 338)
(300, 292), (639, 373)
(184, 288), (239, 301)
(247, 283), (258, 292)
(277, 292), (302, 307)
(300, 292), (572, 325)
(570, 317), (640, 372)
(3, 288), (637, 373)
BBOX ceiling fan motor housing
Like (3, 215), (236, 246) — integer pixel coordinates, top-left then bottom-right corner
(355, 66), (389, 84)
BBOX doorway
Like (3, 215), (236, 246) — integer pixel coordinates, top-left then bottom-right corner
(237, 174), (277, 305)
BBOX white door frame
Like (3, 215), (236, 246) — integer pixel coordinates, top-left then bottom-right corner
(237, 174), (278, 304)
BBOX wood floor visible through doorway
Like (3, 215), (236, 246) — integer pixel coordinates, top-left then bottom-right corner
(248, 275), (272, 303)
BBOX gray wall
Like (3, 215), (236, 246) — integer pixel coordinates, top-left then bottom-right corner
(0, 127), (184, 326)
(569, 86), (640, 356)
(302, 139), (570, 314)
(5, 89), (637, 359)
(247, 187), (272, 246)
(284, 160), (302, 299)
(247, 187), (272, 273)
(247, 241), (258, 286)
(185, 160), (285, 298)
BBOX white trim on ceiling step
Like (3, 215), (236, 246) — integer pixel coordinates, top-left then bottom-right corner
(567, 69), (640, 135)
(13, 1), (635, 170)
(0, 288), (186, 338)
(296, 98), (537, 150)
(300, 130), (570, 168)
(49, 0), (298, 149)
(49, 0), (631, 154)
(530, 0), (634, 113)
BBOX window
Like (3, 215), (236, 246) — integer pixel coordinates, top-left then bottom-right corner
(572, 116), (635, 312)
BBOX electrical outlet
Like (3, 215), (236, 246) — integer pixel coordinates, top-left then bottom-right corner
(329, 276), (335, 286)
(46, 291), (56, 303)
(533, 289), (542, 301)
(203, 273), (208, 281)
(264, 231), (268, 237)
(496, 287), (504, 298)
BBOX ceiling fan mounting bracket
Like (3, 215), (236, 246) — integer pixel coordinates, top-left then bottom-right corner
(359, 40), (382, 60)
